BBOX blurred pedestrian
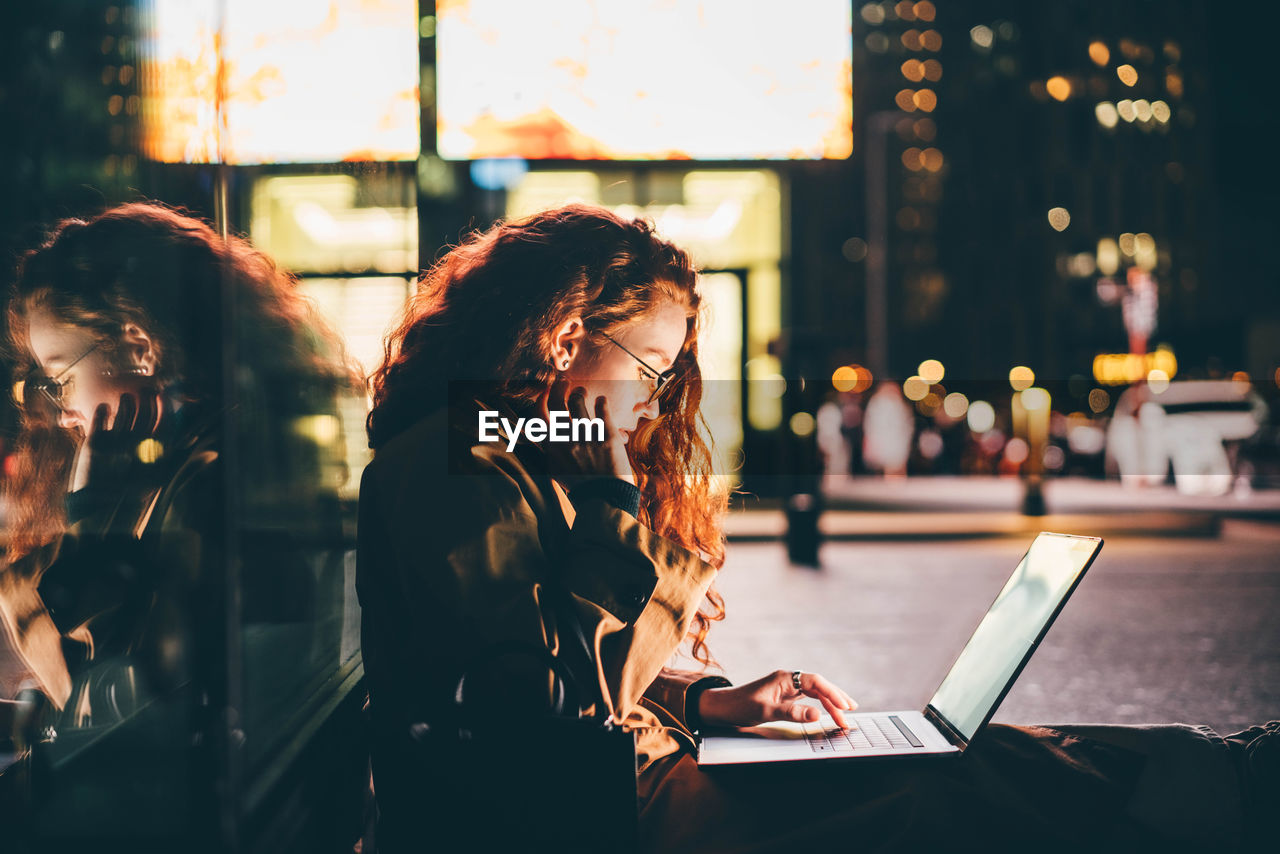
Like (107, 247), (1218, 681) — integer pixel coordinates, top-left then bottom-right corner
(863, 381), (913, 477)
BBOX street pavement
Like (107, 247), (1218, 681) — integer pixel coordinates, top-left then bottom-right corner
(685, 521), (1280, 738)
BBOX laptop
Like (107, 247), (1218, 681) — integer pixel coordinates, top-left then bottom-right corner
(697, 532), (1103, 766)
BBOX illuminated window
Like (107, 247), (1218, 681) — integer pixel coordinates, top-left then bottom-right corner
(141, 0), (420, 163)
(436, 0), (853, 160)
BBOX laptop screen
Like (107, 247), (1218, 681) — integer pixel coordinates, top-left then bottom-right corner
(927, 533), (1101, 744)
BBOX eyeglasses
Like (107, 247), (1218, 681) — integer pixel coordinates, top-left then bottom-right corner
(599, 331), (674, 404)
(27, 342), (100, 410)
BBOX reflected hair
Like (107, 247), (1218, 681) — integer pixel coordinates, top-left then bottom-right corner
(369, 204), (729, 665)
(4, 202), (356, 559)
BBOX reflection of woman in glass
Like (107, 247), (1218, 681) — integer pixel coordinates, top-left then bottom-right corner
(1, 203), (352, 735)
(360, 204), (1276, 852)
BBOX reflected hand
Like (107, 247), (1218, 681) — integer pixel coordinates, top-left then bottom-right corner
(698, 669), (857, 729)
(540, 377), (634, 485)
(75, 389), (168, 493)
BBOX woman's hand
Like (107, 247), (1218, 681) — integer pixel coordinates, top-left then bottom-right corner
(541, 378), (634, 485)
(698, 669), (857, 729)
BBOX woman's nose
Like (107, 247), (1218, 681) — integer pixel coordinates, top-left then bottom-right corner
(636, 395), (659, 422)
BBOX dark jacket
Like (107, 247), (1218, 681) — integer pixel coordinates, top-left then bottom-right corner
(356, 400), (728, 832)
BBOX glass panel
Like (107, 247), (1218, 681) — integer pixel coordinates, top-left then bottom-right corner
(2, 1), (415, 846)
(297, 276), (415, 499)
(239, 172), (415, 781)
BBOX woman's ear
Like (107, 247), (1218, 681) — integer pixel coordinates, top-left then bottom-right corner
(550, 315), (586, 371)
(120, 322), (158, 377)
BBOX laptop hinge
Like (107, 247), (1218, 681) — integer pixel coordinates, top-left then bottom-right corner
(924, 705), (969, 752)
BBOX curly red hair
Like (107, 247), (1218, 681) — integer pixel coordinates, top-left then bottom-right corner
(368, 204), (729, 664)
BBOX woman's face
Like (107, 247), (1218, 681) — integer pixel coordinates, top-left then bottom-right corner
(25, 308), (138, 433)
(565, 299), (689, 442)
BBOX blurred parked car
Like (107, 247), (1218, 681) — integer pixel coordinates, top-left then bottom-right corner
(1105, 380), (1268, 495)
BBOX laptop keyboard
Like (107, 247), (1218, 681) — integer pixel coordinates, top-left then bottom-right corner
(803, 714), (925, 753)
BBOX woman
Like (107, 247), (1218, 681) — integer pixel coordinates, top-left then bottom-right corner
(0, 203), (355, 831)
(359, 204), (1274, 852)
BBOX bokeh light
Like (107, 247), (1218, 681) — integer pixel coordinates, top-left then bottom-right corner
(295, 414), (342, 445)
(790, 411), (816, 437)
(1020, 387), (1050, 412)
(1009, 365), (1035, 391)
(1004, 437), (1029, 465)
(1046, 76), (1071, 101)
(1096, 238), (1120, 275)
(903, 376), (929, 401)
(914, 1), (936, 23)
(913, 89), (938, 111)
(1095, 102), (1119, 128)
(1117, 64), (1138, 86)
(943, 392), (970, 419)
(1147, 369), (1171, 394)
(970, 25), (994, 49)
(832, 365), (858, 392)
(842, 237), (869, 262)
(1047, 207), (1071, 231)
(861, 3), (886, 25)
(1133, 233), (1157, 270)
(918, 358), (945, 383)
(136, 438), (165, 464)
(1088, 388), (1111, 414)
(967, 400), (996, 433)
(1088, 41), (1110, 66)
(918, 429), (944, 458)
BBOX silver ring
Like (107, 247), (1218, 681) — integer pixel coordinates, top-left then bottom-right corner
(791, 670), (803, 691)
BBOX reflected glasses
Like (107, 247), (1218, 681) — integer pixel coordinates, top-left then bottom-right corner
(599, 331), (675, 404)
(27, 342), (100, 410)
